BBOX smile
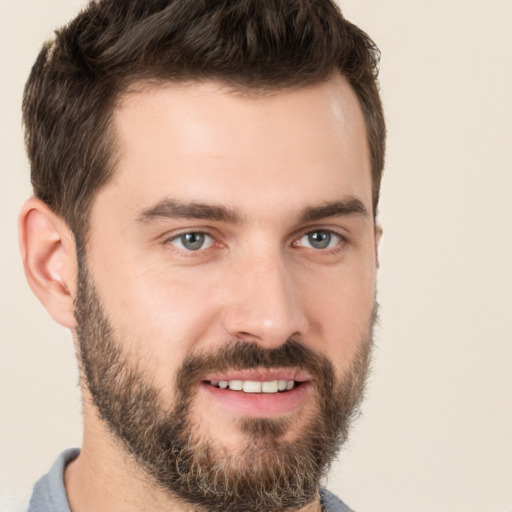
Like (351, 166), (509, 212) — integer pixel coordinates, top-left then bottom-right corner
(201, 371), (311, 417)
(208, 379), (295, 393)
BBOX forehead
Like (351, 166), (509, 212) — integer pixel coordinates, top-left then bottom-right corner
(96, 76), (372, 222)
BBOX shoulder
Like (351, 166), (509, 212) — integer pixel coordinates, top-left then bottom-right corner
(26, 449), (79, 512)
(320, 488), (355, 512)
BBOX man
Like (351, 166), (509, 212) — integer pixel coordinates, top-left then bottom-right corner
(19, 0), (385, 510)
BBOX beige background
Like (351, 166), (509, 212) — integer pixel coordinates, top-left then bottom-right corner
(1, 1), (511, 511)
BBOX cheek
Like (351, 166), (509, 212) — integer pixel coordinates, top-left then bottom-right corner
(303, 259), (376, 373)
(92, 263), (225, 395)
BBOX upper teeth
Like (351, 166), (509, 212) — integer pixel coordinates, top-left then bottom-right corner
(211, 380), (295, 393)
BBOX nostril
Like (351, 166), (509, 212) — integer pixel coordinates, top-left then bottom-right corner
(220, 296), (309, 349)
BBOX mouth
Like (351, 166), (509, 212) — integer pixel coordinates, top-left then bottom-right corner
(200, 369), (312, 417)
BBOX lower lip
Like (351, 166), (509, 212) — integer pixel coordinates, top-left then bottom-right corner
(201, 382), (312, 417)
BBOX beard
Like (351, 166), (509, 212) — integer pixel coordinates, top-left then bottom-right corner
(74, 254), (376, 512)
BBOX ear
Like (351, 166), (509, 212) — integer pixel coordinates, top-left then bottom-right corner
(18, 197), (78, 328)
(375, 223), (383, 269)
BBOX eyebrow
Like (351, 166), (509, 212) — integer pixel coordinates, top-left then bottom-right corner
(298, 198), (369, 223)
(136, 199), (244, 224)
(136, 197), (368, 225)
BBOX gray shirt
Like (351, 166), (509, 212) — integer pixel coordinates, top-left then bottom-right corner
(27, 449), (353, 512)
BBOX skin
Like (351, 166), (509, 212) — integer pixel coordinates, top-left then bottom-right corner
(19, 74), (380, 512)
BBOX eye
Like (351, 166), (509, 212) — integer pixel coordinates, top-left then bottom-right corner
(296, 230), (342, 250)
(168, 232), (214, 251)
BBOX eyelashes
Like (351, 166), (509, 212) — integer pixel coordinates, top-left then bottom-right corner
(165, 228), (346, 257)
(293, 230), (343, 250)
(167, 232), (215, 251)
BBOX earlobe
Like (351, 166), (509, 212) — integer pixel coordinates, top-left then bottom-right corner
(18, 197), (77, 328)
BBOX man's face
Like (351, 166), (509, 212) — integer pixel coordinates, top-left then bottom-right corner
(75, 75), (379, 510)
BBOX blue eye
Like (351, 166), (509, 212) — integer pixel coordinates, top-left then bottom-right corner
(169, 232), (214, 251)
(298, 230), (341, 250)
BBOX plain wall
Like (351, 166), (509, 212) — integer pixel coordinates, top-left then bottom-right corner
(1, 1), (511, 511)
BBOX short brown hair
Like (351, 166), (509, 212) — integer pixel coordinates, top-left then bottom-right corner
(23, 0), (385, 243)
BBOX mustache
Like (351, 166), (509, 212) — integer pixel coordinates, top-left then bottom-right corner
(176, 339), (335, 390)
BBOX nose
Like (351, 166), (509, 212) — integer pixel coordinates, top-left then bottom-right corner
(221, 249), (309, 348)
